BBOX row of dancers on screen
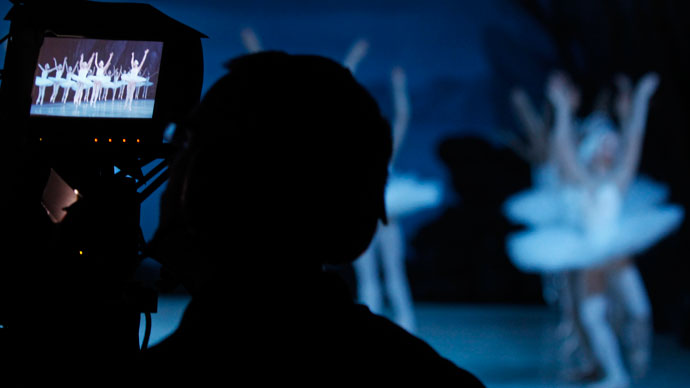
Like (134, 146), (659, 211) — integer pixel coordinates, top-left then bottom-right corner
(502, 72), (683, 388)
(34, 50), (153, 111)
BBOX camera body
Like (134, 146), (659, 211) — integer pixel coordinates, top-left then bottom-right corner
(1, 0), (205, 149)
(0, 1), (205, 372)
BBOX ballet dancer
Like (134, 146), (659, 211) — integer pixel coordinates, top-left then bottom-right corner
(48, 57), (68, 104)
(60, 62), (78, 104)
(100, 69), (114, 101)
(35, 61), (57, 105)
(122, 49), (149, 111)
(352, 65), (430, 334)
(89, 52), (113, 106)
(507, 71), (683, 388)
(73, 53), (95, 107)
(114, 66), (124, 100)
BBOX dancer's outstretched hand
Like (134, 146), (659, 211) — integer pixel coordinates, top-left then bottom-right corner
(343, 38), (369, 73)
(546, 71), (580, 112)
(241, 27), (262, 53)
(633, 72), (660, 104)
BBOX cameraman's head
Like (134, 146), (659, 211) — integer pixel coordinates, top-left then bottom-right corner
(151, 51), (392, 294)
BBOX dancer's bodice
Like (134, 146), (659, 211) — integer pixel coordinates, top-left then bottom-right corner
(574, 182), (622, 246)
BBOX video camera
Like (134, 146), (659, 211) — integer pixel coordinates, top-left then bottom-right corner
(1, 0), (205, 148)
(0, 0), (205, 371)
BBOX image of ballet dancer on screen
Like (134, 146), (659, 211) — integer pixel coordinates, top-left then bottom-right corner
(121, 49), (149, 111)
(34, 61), (58, 105)
(72, 52), (95, 108)
(88, 52), (113, 106)
(47, 57), (68, 104)
(59, 62), (78, 104)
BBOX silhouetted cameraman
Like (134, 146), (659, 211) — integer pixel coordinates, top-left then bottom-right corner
(141, 51), (484, 386)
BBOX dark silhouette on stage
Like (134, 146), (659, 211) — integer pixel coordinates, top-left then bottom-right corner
(138, 51), (484, 385)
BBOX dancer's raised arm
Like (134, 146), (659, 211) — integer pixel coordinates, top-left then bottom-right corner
(612, 72), (660, 192)
(86, 52), (95, 68)
(391, 66), (410, 161)
(509, 87), (550, 165)
(140, 49), (149, 68)
(38, 63), (56, 75)
(104, 52), (114, 71)
(241, 27), (262, 53)
(547, 71), (589, 186)
(54, 56), (68, 72)
(343, 39), (369, 74)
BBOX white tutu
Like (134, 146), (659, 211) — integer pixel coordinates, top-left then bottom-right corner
(137, 79), (154, 87)
(66, 80), (79, 92)
(503, 185), (564, 227)
(100, 77), (115, 89)
(73, 74), (93, 87)
(35, 76), (53, 87)
(48, 76), (65, 85)
(506, 183), (684, 273)
(122, 73), (146, 83)
(59, 79), (75, 89)
(88, 74), (111, 84)
(623, 175), (670, 213)
(385, 173), (443, 219)
(503, 174), (671, 228)
(110, 79), (126, 90)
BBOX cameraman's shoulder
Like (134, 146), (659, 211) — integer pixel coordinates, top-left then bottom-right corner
(347, 304), (484, 385)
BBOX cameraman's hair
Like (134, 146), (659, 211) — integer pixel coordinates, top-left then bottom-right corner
(157, 51), (392, 264)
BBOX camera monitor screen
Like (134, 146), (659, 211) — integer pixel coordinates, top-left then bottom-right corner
(30, 37), (163, 119)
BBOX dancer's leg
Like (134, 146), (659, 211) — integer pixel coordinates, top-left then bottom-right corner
(578, 269), (630, 388)
(608, 260), (652, 379)
(37, 87), (45, 105)
(353, 229), (383, 315)
(50, 84), (59, 103)
(379, 221), (416, 333)
(559, 271), (598, 380)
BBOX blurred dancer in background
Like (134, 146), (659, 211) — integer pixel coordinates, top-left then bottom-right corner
(506, 71), (683, 388)
(351, 65), (442, 334)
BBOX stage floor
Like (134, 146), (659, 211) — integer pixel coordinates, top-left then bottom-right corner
(30, 99), (155, 118)
(142, 295), (690, 387)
